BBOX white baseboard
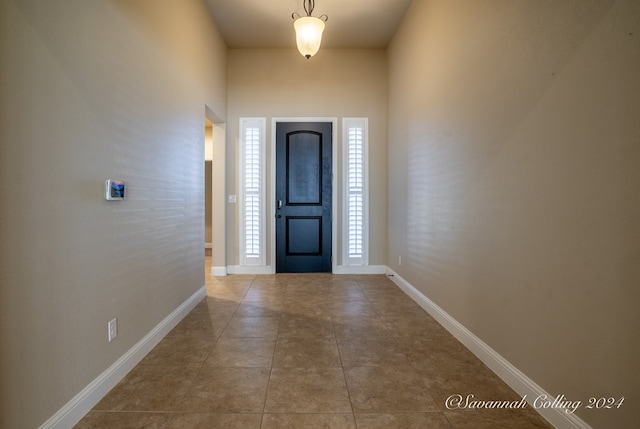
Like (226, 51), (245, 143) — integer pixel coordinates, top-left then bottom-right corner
(225, 265), (387, 275)
(211, 266), (228, 276)
(333, 265), (387, 275)
(39, 286), (206, 429)
(227, 265), (274, 275)
(385, 268), (591, 429)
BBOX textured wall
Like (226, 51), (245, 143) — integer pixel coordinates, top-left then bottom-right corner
(0, 0), (227, 427)
(227, 49), (388, 268)
(387, 1), (639, 428)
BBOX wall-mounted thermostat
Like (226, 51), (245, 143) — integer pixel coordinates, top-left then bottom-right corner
(105, 179), (125, 200)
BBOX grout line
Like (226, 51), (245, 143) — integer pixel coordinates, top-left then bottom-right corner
(84, 269), (549, 428)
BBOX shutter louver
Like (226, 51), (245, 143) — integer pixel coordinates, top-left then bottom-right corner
(244, 127), (260, 258)
(343, 118), (368, 266)
(348, 127), (364, 258)
(240, 119), (265, 266)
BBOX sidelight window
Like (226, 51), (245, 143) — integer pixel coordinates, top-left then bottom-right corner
(343, 118), (369, 266)
(239, 118), (266, 266)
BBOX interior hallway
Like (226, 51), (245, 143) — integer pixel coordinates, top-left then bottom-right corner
(74, 254), (552, 428)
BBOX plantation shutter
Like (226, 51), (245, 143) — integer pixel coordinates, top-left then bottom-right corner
(343, 118), (368, 266)
(240, 118), (265, 266)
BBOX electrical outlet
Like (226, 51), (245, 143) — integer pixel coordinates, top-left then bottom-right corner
(108, 318), (118, 342)
(398, 255), (402, 266)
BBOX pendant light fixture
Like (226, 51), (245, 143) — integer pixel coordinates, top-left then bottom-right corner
(292, 0), (328, 59)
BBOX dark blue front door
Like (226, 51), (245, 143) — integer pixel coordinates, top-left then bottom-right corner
(276, 122), (332, 273)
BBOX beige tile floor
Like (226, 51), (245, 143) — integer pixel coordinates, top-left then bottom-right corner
(74, 255), (553, 428)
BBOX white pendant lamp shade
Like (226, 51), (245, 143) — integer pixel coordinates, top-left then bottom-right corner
(294, 16), (325, 59)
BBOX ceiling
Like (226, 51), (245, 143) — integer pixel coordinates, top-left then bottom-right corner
(204, 0), (413, 49)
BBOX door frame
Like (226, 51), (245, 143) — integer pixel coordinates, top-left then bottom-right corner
(205, 106), (227, 276)
(270, 117), (338, 274)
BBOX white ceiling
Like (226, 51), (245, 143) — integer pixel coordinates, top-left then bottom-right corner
(204, 0), (413, 49)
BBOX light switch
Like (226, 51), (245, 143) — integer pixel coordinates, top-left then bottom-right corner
(228, 195), (237, 204)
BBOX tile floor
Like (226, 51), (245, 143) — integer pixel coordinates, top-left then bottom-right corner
(74, 255), (553, 428)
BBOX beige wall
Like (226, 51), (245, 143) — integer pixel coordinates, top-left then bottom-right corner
(227, 49), (388, 268)
(210, 122), (227, 269)
(388, 0), (639, 427)
(205, 121), (227, 268)
(0, 0), (227, 427)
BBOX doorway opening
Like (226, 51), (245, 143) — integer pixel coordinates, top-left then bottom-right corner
(204, 108), (227, 276)
(205, 119), (214, 257)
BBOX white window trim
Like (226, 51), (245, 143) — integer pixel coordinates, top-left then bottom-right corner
(239, 118), (266, 266)
(342, 118), (369, 266)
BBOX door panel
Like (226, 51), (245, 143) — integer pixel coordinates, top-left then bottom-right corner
(276, 122), (332, 273)
(287, 134), (322, 205)
(287, 217), (321, 255)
